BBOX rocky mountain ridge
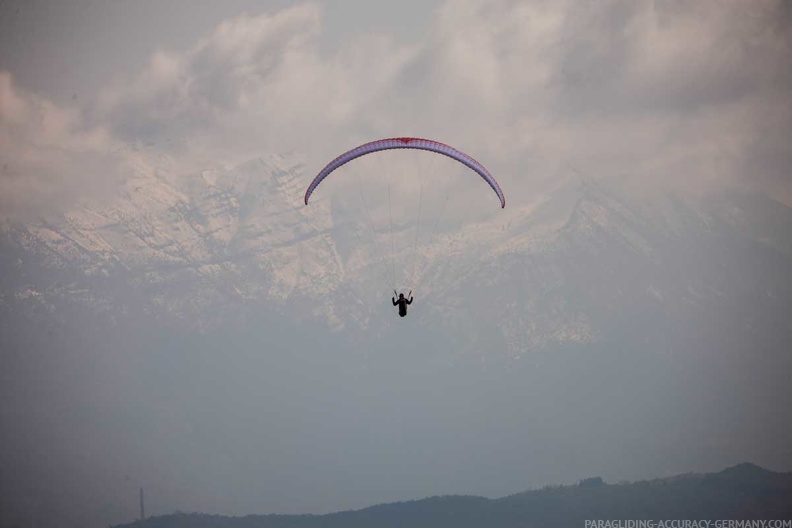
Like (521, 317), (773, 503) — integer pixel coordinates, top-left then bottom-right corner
(2, 154), (791, 355)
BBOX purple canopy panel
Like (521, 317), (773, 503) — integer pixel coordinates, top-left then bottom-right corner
(304, 137), (505, 208)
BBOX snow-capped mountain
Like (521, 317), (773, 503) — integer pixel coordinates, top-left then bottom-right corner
(2, 153), (792, 357)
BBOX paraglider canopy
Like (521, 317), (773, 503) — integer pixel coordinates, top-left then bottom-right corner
(304, 137), (505, 208)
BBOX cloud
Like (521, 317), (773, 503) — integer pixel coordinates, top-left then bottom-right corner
(424, 0), (791, 195)
(0, 71), (128, 220)
(537, 0), (792, 194)
(2, 0), (790, 221)
(93, 4), (420, 170)
(95, 6), (321, 150)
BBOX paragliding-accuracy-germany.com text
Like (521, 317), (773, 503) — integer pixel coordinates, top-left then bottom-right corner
(584, 520), (792, 528)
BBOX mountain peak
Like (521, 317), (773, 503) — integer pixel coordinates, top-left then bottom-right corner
(718, 462), (775, 478)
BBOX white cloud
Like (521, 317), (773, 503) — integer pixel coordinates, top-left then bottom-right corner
(2, 0), (790, 220)
(93, 4), (420, 170)
(0, 71), (128, 220)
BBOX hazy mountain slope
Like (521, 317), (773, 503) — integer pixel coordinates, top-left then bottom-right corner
(113, 464), (792, 528)
(5, 156), (791, 346)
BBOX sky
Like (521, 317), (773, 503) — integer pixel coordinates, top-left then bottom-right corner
(1, 0), (790, 221)
(1, 1), (792, 527)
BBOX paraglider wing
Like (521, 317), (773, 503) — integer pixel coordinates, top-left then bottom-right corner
(304, 137), (505, 208)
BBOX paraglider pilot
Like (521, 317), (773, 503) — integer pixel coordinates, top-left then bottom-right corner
(392, 291), (413, 317)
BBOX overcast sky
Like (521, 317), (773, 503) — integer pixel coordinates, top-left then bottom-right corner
(1, 0), (790, 221)
(1, 1), (792, 527)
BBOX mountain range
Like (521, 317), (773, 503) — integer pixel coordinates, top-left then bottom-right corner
(3, 154), (791, 352)
(113, 463), (792, 528)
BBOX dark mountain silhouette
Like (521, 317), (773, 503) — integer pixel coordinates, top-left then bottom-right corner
(115, 464), (792, 528)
